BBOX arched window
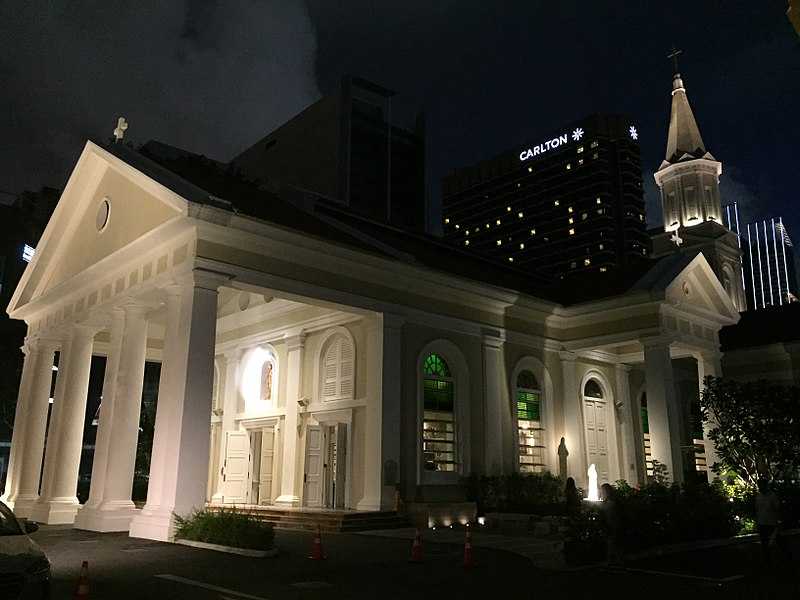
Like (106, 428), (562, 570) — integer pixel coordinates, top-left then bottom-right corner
(321, 335), (354, 401)
(422, 353), (456, 472)
(584, 379), (603, 398)
(516, 370), (544, 473)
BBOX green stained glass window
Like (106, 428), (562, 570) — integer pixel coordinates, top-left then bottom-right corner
(423, 353), (451, 378)
(517, 390), (540, 421)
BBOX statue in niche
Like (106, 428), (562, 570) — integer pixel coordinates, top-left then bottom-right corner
(261, 360), (273, 401)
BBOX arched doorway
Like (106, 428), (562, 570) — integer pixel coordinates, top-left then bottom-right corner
(583, 379), (611, 484)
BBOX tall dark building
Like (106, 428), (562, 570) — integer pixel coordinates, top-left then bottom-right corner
(441, 114), (648, 278)
(232, 76), (427, 232)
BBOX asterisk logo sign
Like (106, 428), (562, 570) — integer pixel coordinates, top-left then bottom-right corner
(670, 229), (684, 247)
(572, 128), (584, 142)
(629, 125), (639, 140)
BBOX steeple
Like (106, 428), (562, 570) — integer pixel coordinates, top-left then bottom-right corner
(664, 70), (710, 163)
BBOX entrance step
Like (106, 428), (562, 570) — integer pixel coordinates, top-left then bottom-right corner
(206, 505), (409, 533)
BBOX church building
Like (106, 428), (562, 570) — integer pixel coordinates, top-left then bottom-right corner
(1, 68), (741, 542)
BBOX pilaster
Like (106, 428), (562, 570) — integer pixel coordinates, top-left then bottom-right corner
(274, 331), (305, 507)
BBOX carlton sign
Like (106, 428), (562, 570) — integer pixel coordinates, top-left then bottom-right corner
(519, 133), (570, 162)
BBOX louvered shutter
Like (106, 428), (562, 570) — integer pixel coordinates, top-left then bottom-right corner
(323, 341), (339, 398)
(321, 335), (355, 401)
(339, 338), (354, 398)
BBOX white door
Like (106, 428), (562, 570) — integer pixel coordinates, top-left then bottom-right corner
(221, 431), (249, 504)
(258, 428), (275, 505)
(584, 398), (610, 483)
(303, 425), (323, 507)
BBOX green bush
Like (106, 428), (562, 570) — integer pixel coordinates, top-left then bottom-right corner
(563, 479), (737, 564)
(174, 508), (275, 551)
(463, 472), (564, 514)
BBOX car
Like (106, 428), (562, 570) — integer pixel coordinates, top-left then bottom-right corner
(0, 500), (50, 599)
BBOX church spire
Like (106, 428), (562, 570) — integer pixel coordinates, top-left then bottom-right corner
(664, 48), (709, 163)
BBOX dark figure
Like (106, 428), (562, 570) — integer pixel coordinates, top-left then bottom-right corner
(564, 477), (582, 516)
(600, 483), (623, 565)
(755, 478), (783, 563)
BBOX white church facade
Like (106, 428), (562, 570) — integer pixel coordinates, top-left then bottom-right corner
(1, 69), (742, 542)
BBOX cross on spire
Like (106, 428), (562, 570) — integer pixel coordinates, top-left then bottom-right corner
(667, 46), (683, 74)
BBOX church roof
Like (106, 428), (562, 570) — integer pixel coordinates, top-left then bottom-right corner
(664, 73), (710, 163)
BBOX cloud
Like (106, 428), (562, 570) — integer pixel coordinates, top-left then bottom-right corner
(0, 1), (320, 194)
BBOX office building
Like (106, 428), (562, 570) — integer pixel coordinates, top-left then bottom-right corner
(723, 202), (798, 310)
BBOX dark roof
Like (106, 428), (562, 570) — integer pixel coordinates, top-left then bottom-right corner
(105, 140), (685, 307)
(720, 303), (800, 351)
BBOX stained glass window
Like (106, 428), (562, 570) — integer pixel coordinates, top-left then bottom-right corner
(516, 369), (544, 473)
(422, 353), (456, 473)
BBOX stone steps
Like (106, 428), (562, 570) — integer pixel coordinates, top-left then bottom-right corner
(207, 506), (409, 533)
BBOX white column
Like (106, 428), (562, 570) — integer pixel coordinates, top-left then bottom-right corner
(31, 324), (97, 524)
(76, 310), (124, 519)
(560, 351), (586, 486)
(274, 332), (305, 507)
(2, 338), (58, 517)
(358, 314), (403, 511)
(483, 332), (509, 475)
(211, 350), (241, 503)
(76, 303), (149, 531)
(642, 338), (685, 484)
(614, 363), (640, 484)
(696, 351), (722, 482)
(129, 270), (227, 541)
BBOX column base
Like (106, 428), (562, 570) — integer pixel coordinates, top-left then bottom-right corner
(30, 497), (80, 525)
(129, 506), (176, 542)
(273, 494), (300, 508)
(2, 494), (39, 519)
(74, 501), (138, 532)
(356, 498), (380, 511)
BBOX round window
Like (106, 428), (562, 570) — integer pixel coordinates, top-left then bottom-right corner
(96, 197), (110, 232)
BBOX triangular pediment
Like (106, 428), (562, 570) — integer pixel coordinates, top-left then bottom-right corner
(663, 253), (739, 324)
(8, 142), (189, 317)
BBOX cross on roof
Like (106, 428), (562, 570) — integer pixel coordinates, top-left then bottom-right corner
(667, 46), (683, 74)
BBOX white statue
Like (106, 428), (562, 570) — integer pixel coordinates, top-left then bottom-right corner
(113, 117), (128, 142)
(587, 463), (599, 501)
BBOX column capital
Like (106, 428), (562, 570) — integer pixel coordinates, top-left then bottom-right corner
(284, 331), (306, 351)
(175, 268), (233, 292)
(639, 334), (675, 351)
(558, 349), (577, 362)
(481, 328), (505, 348)
(71, 322), (102, 340)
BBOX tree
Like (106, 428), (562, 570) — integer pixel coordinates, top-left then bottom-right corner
(700, 376), (800, 485)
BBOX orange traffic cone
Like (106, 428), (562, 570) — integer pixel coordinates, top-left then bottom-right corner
(73, 560), (90, 599)
(409, 529), (423, 563)
(308, 524), (326, 560)
(463, 527), (475, 569)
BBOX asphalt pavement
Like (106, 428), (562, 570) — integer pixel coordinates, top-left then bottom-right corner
(31, 525), (799, 600)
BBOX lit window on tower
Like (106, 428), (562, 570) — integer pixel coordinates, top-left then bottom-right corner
(506, 206), (511, 212)
(496, 240), (502, 246)
(569, 228), (575, 235)
(554, 200), (560, 206)
(519, 243), (525, 249)
(518, 212), (523, 218)
(445, 218), (450, 224)
(584, 258), (591, 266)
(496, 219), (501, 225)
(508, 257), (514, 263)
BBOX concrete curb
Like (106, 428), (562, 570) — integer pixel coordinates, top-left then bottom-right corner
(175, 539), (278, 558)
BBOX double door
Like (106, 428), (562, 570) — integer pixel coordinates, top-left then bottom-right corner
(220, 426), (276, 505)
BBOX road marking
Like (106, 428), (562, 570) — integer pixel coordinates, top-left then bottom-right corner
(154, 574), (270, 599)
(610, 566), (746, 584)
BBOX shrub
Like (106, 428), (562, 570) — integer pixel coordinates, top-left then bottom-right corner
(463, 472), (564, 515)
(174, 508), (275, 551)
(563, 479), (737, 564)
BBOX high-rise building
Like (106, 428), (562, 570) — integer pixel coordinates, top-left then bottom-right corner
(441, 114), (649, 278)
(650, 64), (747, 312)
(723, 202), (798, 310)
(232, 76), (427, 232)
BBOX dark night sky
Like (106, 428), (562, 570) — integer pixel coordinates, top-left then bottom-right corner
(1, 1), (798, 233)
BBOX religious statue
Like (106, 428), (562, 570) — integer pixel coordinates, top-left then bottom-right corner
(261, 360), (273, 401)
(557, 437), (569, 480)
(587, 463), (599, 502)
